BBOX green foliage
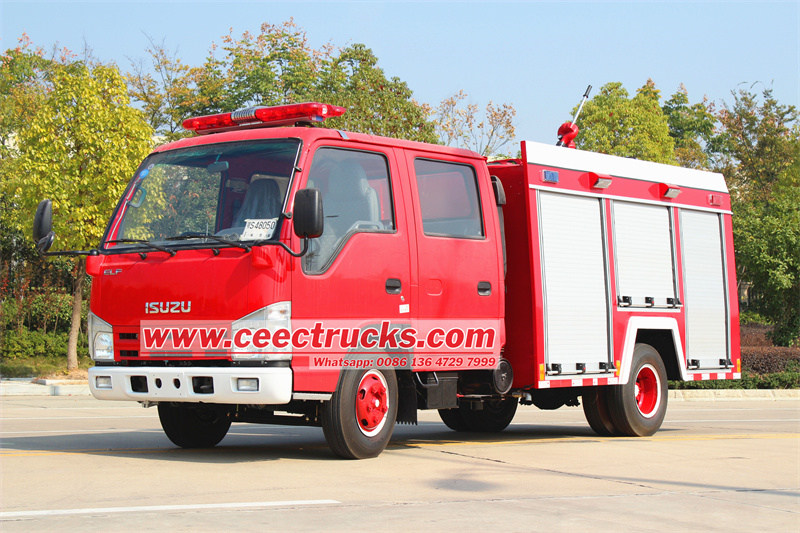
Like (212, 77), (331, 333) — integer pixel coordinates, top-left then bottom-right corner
(0, 353), (93, 378)
(720, 87), (800, 346)
(3, 62), (154, 250)
(574, 80), (676, 164)
(734, 183), (800, 345)
(662, 84), (716, 168)
(715, 86), (798, 200)
(129, 21), (436, 143)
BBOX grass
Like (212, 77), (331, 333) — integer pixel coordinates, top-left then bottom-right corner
(0, 355), (93, 380)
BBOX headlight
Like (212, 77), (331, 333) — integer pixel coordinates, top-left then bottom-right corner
(88, 312), (114, 361)
(231, 301), (291, 361)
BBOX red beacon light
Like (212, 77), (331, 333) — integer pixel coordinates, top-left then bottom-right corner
(183, 102), (347, 134)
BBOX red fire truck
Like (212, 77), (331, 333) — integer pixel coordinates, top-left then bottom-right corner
(33, 102), (740, 458)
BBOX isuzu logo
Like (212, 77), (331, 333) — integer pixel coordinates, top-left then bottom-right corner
(144, 301), (192, 314)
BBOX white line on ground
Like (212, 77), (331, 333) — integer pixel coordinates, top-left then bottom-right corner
(0, 416), (154, 420)
(0, 499), (341, 519)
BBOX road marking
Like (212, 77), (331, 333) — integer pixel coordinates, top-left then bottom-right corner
(395, 432), (800, 449)
(0, 500), (340, 519)
(0, 416), (154, 420)
(2, 433), (797, 458)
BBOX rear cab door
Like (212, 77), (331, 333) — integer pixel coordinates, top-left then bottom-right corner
(402, 149), (505, 366)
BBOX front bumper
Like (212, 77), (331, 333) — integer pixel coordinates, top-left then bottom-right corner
(88, 366), (292, 404)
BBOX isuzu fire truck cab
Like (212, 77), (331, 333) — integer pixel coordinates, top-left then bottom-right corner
(33, 102), (741, 458)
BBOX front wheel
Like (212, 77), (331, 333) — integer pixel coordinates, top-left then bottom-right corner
(322, 368), (398, 459)
(607, 343), (668, 436)
(157, 403), (231, 448)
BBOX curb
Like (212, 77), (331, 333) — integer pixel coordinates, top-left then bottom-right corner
(1, 379), (799, 399)
(669, 389), (800, 401)
(0, 379), (91, 397)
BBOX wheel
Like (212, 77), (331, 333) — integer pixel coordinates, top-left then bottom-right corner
(582, 387), (618, 436)
(459, 398), (518, 432)
(607, 343), (669, 437)
(157, 403), (231, 448)
(438, 408), (469, 431)
(322, 368), (398, 459)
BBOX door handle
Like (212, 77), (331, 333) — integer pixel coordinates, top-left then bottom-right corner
(478, 281), (492, 296)
(385, 278), (402, 295)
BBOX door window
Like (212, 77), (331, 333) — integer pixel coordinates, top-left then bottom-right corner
(302, 148), (394, 273)
(413, 159), (484, 238)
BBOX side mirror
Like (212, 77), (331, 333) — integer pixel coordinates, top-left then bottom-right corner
(32, 199), (55, 253)
(293, 188), (324, 239)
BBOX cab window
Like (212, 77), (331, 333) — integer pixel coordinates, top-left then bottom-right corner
(414, 159), (484, 238)
(303, 148), (395, 273)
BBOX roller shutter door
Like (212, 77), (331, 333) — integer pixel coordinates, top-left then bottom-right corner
(538, 191), (610, 373)
(680, 210), (728, 368)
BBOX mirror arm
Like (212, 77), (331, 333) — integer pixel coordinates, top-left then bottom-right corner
(41, 248), (100, 257)
(277, 237), (310, 258)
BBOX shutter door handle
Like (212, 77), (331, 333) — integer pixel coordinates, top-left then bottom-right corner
(477, 281), (492, 296)
(385, 278), (402, 295)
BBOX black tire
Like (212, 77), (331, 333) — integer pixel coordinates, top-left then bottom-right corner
(607, 343), (669, 437)
(157, 403), (231, 448)
(438, 408), (469, 431)
(322, 368), (398, 459)
(459, 398), (518, 432)
(582, 387), (618, 436)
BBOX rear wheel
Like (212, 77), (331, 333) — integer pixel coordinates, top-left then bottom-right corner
(582, 387), (618, 436)
(438, 408), (469, 431)
(440, 398), (518, 433)
(322, 368), (398, 459)
(157, 403), (231, 448)
(607, 343), (668, 436)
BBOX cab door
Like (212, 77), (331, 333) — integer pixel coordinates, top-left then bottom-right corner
(291, 144), (413, 391)
(403, 152), (504, 358)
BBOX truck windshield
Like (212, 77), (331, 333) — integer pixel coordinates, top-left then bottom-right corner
(106, 139), (301, 251)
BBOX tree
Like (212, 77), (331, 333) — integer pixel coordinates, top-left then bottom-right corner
(314, 44), (436, 143)
(127, 36), (192, 141)
(432, 90), (516, 158)
(128, 21), (435, 143)
(2, 60), (153, 369)
(574, 80), (676, 164)
(662, 84), (717, 169)
(716, 86), (800, 345)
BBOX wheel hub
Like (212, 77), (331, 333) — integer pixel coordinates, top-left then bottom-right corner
(355, 371), (389, 436)
(634, 364), (660, 418)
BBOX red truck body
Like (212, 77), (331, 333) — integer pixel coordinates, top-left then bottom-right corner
(70, 103), (739, 458)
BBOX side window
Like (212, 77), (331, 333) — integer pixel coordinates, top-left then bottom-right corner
(302, 148), (395, 273)
(414, 159), (484, 238)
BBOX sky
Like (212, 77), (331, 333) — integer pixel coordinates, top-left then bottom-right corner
(1, 0), (798, 145)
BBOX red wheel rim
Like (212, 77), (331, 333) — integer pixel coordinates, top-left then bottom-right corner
(634, 364), (660, 418)
(355, 370), (389, 437)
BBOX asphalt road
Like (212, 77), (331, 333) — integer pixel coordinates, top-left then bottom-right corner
(1, 396), (798, 532)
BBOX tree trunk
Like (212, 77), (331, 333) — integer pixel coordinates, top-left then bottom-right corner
(66, 258), (86, 371)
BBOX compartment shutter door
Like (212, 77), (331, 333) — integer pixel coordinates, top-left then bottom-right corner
(613, 202), (676, 307)
(539, 191), (609, 373)
(680, 210), (728, 368)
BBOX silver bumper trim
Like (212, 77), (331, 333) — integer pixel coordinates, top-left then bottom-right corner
(88, 366), (292, 404)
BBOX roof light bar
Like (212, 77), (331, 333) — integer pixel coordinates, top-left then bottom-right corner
(183, 102), (347, 134)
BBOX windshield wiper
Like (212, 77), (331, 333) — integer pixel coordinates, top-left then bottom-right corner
(165, 233), (251, 252)
(105, 239), (176, 256)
